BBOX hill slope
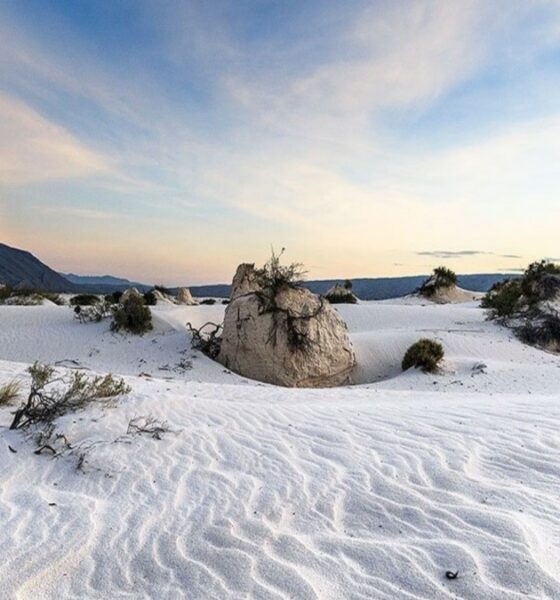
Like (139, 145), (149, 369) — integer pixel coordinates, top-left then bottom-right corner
(0, 243), (77, 292)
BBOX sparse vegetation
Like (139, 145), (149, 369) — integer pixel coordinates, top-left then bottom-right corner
(10, 363), (130, 430)
(74, 301), (112, 323)
(402, 339), (444, 373)
(325, 281), (358, 304)
(187, 321), (222, 359)
(482, 260), (560, 351)
(419, 267), (457, 298)
(70, 294), (100, 306)
(143, 290), (157, 306)
(0, 380), (21, 406)
(0, 287), (49, 305)
(254, 248), (306, 297)
(111, 295), (153, 334)
(481, 278), (522, 319)
(104, 291), (123, 304)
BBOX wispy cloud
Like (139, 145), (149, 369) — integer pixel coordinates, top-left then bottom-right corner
(0, 93), (108, 185)
(417, 251), (523, 259)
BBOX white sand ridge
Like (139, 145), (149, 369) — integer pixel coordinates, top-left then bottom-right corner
(0, 298), (559, 598)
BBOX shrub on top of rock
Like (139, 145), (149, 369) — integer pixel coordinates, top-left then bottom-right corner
(111, 295), (153, 335)
(325, 280), (358, 304)
(218, 250), (355, 387)
(419, 267), (457, 298)
(402, 339), (444, 373)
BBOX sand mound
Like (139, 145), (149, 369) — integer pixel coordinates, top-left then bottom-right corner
(423, 284), (482, 304)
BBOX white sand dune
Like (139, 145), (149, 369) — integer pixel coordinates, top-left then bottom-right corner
(1, 299), (559, 598)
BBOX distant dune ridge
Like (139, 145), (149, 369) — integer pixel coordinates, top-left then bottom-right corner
(1, 242), (513, 299)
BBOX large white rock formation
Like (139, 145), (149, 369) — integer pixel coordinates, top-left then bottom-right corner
(219, 267), (355, 387)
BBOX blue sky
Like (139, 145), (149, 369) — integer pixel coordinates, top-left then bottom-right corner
(1, 0), (560, 284)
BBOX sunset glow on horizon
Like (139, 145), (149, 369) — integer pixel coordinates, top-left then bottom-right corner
(2, 1), (560, 285)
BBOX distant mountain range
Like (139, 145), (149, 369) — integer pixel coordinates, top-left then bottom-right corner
(1, 242), (516, 300)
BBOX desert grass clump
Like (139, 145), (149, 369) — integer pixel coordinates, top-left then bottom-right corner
(0, 380), (21, 406)
(419, 266), (457, 298)
(10, 363), (130, 430)
(70, 294), (100, 306)
(111, 295), (153, 335)
(402, 339), (444, 373)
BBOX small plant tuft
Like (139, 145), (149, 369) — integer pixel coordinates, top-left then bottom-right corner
(0, 380), (21, 406)
(402, 339), (444, 373)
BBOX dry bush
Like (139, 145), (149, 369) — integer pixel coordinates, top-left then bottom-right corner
(10, 363), (130, 430)
(254, 248), (306, 297)
(74, 301), (112, 323)
(187, 321), (222, 358)
(127, 415), (173, 440)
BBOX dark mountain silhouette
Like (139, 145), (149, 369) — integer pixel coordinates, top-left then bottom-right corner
(0, 243), (79, 292)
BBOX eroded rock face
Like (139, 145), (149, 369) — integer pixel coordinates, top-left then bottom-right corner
(177, 287), (197, 305)
(230, 263), (261, 300)
(121, 287), (142, 302)
(218, 283), (355, 387)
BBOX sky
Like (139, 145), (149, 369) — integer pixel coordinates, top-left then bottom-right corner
(1, 0), (560, 285)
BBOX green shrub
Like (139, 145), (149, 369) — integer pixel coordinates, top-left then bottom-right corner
(402, 339), (444, 373)
(104, 291), (123, 304)
(143, 290), (157, 306)
(199, 298), (216, 305)
(326, 292), (357, 304)
(518, 314), (560, 350)
(111, 295), (153, 334)
(481, 279), (522, 319)
(419, 267), (457, 298)
(520, 260), (560, 303)
(70, 294), (100, 306)
(0, 286), (11, 302)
